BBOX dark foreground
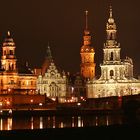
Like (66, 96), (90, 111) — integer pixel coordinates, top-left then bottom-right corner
(0, 124), (139, 140)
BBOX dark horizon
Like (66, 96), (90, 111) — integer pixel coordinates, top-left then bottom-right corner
(0, 0), (140, 77)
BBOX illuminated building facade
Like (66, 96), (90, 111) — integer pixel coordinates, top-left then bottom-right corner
(80, 11), (96, 79)
(37, 60), (67, 102)
(87, 7), (140, 98)
(0, 31), (37, 95)
(66, 73), (86, 102)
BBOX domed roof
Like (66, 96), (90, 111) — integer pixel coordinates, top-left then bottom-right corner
(108, 17), (114, 24)
(2, 31), (15, 47)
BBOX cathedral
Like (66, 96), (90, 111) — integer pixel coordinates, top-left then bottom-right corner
(87, 7), (140, 98)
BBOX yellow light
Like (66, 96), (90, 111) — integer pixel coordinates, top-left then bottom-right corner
(39, 103), (43, 106)
(6, 101), (10, 105)
(77, 103), (81, 106)
(30, 99), (33, 103)
(52, 98), (56, 101)
(0, 102), (2, 106)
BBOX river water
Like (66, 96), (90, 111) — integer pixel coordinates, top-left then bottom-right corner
(0, 114), (123, 130)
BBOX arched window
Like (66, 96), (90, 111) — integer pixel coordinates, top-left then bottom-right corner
(110, 52), (113, 60)
(10, 50), (13, 55)
(110, 70), (114, 78)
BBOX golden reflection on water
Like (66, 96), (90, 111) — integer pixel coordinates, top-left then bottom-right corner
(106, 116), (109, 126)
(7, 118), (12, 130)
(0, 114), (122, 130)
(39, 117), (43, 129)
(72, 116), (74, 127)
(0, 118), (2, 130)
(95, 116), (98, 126)
(52, 116), (55, 128)
(60, 122), (63, 128)
(31, 117), (33, 130)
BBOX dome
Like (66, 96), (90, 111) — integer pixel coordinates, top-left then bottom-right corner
(108, 17), (114, 24)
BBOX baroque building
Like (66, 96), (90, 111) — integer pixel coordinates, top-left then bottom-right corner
(87, 7), (140, 98)
(37, 47), (66, 102)
(80, 11), (96, 79)
(0, 31), (37, 95)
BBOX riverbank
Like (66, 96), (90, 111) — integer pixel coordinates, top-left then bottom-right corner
(0, 108), (123, 118)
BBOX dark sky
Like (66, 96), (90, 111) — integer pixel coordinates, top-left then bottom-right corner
(0, 0), (140, 77)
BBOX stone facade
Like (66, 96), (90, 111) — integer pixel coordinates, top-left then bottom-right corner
(37, 62), (66, 102)
(87, 7), (140, 98)
(0, 31), (37, 95)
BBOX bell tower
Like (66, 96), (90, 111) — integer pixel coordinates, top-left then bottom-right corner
(80, 11), (95, 79)
(100, 6), (125, 80)
(1, 31), (17, 73)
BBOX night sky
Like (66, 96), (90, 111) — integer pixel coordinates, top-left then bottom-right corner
(0, 0), (140, 77)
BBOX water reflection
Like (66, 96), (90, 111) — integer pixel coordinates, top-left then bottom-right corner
(31, 117), (33, 130)
(7, 118), (12, 130)
(0, 118), (3, 130)
(0, 114), (123, 130)
(39, 117), (43, 129)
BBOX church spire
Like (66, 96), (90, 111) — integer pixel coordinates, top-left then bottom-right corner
(109, 5), (112, 18)
(105, 5), (117, 46)
(46, 42), (52, 61)
(7, 30), (11, 37)
(85, 10), (88, 30)
(84, 10), (90, 35)
(107, 5), (115, 24)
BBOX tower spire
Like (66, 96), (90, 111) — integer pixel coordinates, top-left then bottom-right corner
(108, 5), (115, 24)
(7, 30), (11, 37)
(106, 5), (117, 42)
(46, 43), (52, 60)
(85, 10), (88, 30)
(109, 5), (112, 18)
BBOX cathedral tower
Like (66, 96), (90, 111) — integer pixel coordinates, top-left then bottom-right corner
(1, 31), (17, 73)
(100, 6), (133, 80)
(86, 6), (140, 98)
(80, 11), (95, 79)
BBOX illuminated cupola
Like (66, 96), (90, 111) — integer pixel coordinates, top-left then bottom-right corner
(105, 6), (118, 47)
(80, 11), (95, 79)
(1, 31), (17, 72)
(103, 6), (120, 65)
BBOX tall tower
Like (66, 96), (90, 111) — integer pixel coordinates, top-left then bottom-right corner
(80, 11), (95, 79)
(1, 31), (17, 73)
(100, 6), (127, 80)
(87, 6), (140, 98)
